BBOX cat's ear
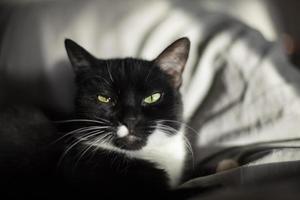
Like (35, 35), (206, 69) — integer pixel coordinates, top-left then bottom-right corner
(154, 37), (190, 89)
(64, 39), (95, 73)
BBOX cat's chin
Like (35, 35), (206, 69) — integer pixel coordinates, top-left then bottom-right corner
(113, 135), (146, 151)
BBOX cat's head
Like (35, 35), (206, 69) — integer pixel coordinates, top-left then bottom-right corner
(65, 38), (190, 151)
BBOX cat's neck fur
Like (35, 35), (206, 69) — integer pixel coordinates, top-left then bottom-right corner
(88, 127), (187, 187)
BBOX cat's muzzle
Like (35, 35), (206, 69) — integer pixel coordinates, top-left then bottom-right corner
(113, 135), (145, 150)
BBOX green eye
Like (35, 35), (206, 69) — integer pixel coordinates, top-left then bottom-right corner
(97, 95), (111, 103)
(143, 93), (161, 104)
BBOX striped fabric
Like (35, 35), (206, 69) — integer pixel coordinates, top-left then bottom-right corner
(135, 5), (300, 166)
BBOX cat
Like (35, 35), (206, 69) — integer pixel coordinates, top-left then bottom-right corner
(0, 104), (64, 198)
(57, 37), (192, 198)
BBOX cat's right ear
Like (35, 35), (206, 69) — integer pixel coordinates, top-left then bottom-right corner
(64, 39), (94, 73)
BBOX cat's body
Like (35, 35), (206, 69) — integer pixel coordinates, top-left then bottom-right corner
(59, 115), (187, 197)
(0, 104), (64, 198)
(0, 38), (192, 198)
(55, 38), (192, 198)
(60, 140), (171, 198)
(0, 105), (176, 198)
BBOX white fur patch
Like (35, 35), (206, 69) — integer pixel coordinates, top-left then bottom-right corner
(131, 129), (186, 187)
(117, 125), (129, 138)
(88, 128), (187, 188)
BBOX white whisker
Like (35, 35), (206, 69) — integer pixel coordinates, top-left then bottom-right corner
(57, 130), (108, 167)
(183, 135), (195, 169)
(106, 62), (115, 83)
(151, 120), (195, 169)
(54, 118), (110, 124)
(74, 132), (111, 167)
(90, 133), (114, 157)
(156, 119), (199, 135)
(51, 126), (111, 145)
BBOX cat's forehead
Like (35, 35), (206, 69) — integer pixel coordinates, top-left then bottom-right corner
(105, 58), (153, 77)
(95, 58), (167, 91)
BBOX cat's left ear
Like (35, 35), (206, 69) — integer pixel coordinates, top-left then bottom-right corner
(64, 39), (95, 74)
(154, 37), (190, 89)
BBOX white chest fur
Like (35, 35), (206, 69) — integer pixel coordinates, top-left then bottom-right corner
(89, 129), (187, 188)
(130, 129), (187, 187)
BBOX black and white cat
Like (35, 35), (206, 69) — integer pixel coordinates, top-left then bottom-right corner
(59, 37), (192, 198)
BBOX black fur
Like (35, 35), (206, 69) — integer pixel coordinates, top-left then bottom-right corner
(73, 58), (183, 149)
(0, 105), (63, 198)
(0, 38), (190, 199)
(59, 38), (191, 198)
